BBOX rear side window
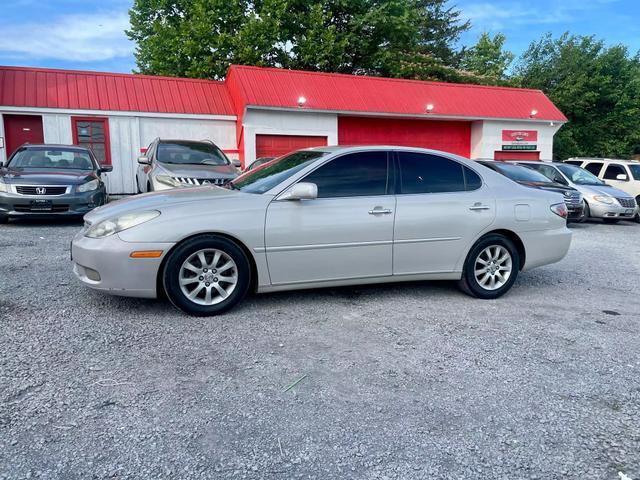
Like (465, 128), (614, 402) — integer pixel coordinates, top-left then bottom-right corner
(303, 151), (389, 198)
(583, 162), (604, 176)
(397, 152), (469, 194)
(463, 167), (482, 191)
(603, 164), (627, 180)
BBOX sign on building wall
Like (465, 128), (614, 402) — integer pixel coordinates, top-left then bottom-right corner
(501, 130), (538, 151)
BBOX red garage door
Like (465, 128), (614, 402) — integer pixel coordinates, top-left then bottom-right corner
(338, 116), (471, 157)
(255, 134), (328, 158)
(494, 151), (540, 161)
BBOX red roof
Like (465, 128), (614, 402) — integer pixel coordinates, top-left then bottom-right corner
(226, 65), (567, 122)
(0, 66), (235, 116)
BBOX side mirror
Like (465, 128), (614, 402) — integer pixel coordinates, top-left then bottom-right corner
(232, 159), (241, 168)
(138, 156), (151, 165)
(280, 182), (318, 201)
(616, 173), (628, 181)
(100, 165), (113, 173)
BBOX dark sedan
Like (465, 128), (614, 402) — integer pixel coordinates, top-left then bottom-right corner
(478, 160), (584, 221)
(0, 144), (111, 222)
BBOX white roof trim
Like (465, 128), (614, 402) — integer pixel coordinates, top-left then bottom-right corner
(0, 105), (236, 121)
(244, 105), (566, 124)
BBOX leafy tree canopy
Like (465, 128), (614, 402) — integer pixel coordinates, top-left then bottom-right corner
(127, 0), (469, 80)
(513, 33), (640, 159)
(460, 32), (514, 83)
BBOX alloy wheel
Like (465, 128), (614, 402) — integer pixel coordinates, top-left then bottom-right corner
(474, 245), (512, 291)
(179, 248), (238, 305)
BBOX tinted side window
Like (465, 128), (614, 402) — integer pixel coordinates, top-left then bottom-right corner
(584, 162), (604, 176)
(303, 151), (388, 198)
(398, 153), (465, 194)
(603, 164), (627, 180)
(463, 166), (482, 191)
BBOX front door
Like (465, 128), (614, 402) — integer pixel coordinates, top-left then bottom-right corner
(265, 151), (395, 285)
(393, 152), (496, 274)
(3, 115), (44, 158)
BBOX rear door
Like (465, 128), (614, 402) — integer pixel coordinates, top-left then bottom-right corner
(393, 152), (495, 274)
(264, 151), (394, 285)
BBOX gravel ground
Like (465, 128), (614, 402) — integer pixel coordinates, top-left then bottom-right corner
(1, 218), (639, 480)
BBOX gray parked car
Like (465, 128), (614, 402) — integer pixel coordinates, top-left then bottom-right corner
(518, 161), (638, 223)
(136, 139), (241, 192)
(72, 146), (572, 316)
(0, 144), (111, 222)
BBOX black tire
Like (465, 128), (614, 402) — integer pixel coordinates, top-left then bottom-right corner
(0, 215), (8, 224)
(635, 197), (640, 223)
(162, 235), (251, 316)
(578, 201), (590, 223)
(458, 234), (520, 299)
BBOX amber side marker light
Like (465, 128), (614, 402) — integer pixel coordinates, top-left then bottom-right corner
(130, 250), (164, 258)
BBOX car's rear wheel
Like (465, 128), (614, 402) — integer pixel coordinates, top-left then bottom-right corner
(162, 235), (251, 316)
(458, 234), (520, 299)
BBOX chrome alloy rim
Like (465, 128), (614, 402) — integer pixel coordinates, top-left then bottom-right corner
(474, 245), (512, 291)
(179, 249), (238, 305)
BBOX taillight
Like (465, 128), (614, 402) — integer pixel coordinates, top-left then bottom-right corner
(550, 202), (568, 219)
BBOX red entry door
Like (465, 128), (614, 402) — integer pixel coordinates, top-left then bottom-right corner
(255, 134), (327, 158)
(494, 151), (540, 161)
(3, 115), (44, 158)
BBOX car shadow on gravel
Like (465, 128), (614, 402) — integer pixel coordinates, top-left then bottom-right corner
(3, 218), (84, 227)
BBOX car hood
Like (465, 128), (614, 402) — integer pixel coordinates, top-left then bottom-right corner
(156, 162), (238, 178)
(574, 183), (632, 198)
(84, 185), (242, 224)
(1, 167), (96, 185)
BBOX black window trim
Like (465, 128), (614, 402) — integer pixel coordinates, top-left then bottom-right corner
(393, 151), (483, 196)
(603, 163), (628, 181)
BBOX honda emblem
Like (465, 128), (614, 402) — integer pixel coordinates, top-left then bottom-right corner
(36, 187), (46, 195)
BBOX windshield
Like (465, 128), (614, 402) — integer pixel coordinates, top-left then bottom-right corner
(556, 164), (605, 186)
(486, 162), (553, 183)
(230, 150), (326, 194)
(8, 147), (95, 170)
(156, 142), (229, 166)
(628, 164), (640, 180)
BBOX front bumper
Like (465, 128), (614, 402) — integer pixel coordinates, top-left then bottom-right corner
(71, 230), (174, 298)
(566, 202), (584, 220)
(0, 189), (106, 218)
(588, 201), (638, 220)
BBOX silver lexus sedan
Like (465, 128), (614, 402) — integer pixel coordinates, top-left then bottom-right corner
(71, 146), (572, 316)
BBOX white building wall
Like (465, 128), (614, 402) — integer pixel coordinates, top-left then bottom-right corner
(42, 114), (73, 144)
(470, 119), (563, 160)
(242, 109), (338, 166)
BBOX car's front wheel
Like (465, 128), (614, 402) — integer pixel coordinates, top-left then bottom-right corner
(162, 235), (251, 316)
(458, 234), (520, 299)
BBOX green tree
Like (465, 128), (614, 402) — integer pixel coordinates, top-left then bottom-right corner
(514, 33), (640, 159)
(460, 32), (514, 82)
(127, 0), (469, 80)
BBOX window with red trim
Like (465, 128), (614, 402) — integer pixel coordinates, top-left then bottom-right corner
(71, 117), (111, 165)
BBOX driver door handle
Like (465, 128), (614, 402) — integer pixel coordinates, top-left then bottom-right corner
(469, 203), (491, 211)
(369, 207), (393, 215)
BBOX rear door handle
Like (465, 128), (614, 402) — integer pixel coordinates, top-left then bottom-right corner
(368, 207), (393, 215)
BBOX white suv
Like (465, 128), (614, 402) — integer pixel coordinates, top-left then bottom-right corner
(565, 158), (640, 206)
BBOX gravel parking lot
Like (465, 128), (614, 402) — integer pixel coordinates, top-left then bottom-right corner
(1, 219), (639, 479)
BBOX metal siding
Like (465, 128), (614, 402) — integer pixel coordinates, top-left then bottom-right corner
(338, 116), (472, 158)
(0, 66), (235, 116)
(227, 65), (567, 122)
(255, 134), (328, 158)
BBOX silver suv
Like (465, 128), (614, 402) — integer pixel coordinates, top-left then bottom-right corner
(136, 139), (240, 192)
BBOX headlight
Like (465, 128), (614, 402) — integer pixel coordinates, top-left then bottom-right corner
(85, 210), (160, 238)
(77, 179), (99, 192)
(155, 175), (181, 188)
(0, 179), (7, 193)
(593, 195), (614, 204)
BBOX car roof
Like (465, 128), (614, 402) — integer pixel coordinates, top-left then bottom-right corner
(568, 157), (640, 163)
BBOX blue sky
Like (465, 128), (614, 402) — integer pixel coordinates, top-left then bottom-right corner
(0, 0), (638, 74)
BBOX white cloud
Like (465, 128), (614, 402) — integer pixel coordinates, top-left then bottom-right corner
(461, 0), (621, 31)
(0, 11), (132, 62)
